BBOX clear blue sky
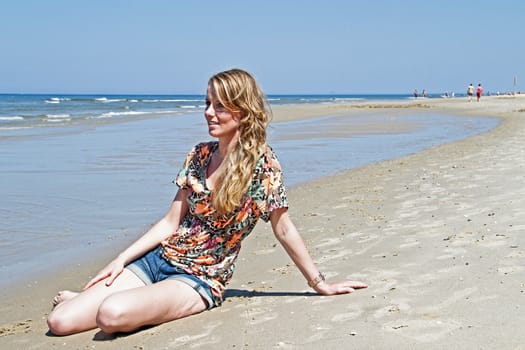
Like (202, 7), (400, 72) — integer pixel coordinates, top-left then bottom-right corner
(1, 0), (523, 95)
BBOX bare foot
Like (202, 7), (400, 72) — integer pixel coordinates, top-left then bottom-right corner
(52, 290), (79, 307)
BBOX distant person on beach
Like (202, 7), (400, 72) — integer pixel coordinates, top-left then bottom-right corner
(47, 69), (368, 336)
(413, 89), (418, 98)
(476, 84), (483, 101)
(467, 84), (474, 101)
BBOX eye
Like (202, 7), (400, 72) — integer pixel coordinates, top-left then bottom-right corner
(205, 100), (211, 108)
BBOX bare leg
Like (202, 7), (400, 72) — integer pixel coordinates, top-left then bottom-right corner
(95, 278), (208, 334)
(48, 269), (208, 336)
(47, 268), (146, 336)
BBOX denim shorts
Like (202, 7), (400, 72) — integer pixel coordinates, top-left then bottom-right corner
(126, 247), (214, 309)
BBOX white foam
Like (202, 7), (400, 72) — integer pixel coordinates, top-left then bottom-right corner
(47, 119), (71, 123)
(45, 97), (71, 103)
(153, 110), (182, 115)
(45, 114), (71, 122)
(46, 114), (71, 119)
(141, 99), (200, 103)
(95, 98), (125, 103)
(0, 126), (31, 130)
(334, 98), (365, 102)
(97, 111), (147, 118)
(161, 99), (200, 102)
(0, 116), (24, 121)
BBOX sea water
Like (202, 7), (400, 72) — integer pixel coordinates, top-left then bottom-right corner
(0, 93), (418, 132)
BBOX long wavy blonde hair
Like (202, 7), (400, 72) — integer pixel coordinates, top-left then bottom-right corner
(209, 69), (271, 214)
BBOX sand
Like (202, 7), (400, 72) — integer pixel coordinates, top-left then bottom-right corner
(1, 95), (524, 349)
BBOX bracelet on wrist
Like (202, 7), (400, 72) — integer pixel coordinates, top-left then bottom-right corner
(307, 272), (325, 288)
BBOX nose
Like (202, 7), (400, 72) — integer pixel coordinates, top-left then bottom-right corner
(205, 103), (214, 118)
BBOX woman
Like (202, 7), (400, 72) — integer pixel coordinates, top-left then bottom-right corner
(47, 69), (367, 336)
(476, 83), (483, 102)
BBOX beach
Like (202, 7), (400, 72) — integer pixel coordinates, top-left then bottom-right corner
(0, 95), (497, 290)
(1, 95), (524, 349)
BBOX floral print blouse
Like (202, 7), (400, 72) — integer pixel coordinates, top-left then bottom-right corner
(161, 141), (288, 306)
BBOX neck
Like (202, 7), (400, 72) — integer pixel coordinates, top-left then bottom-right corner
(216, 134), (238, 160)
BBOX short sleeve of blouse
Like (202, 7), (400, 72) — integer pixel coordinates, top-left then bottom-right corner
(257, 147), (289, 222)
(174, 143), (206, 189)
(175, 150), (193, 189)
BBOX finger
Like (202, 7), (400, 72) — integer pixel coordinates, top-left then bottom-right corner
(349, 281), (368, 289)
(325, 282), (353, 295)
(344, 287), (355, 294)
(333, 281), (366, 294)
(105, 275), (116, 286)
(104, 268), (122, 286)
(83, 272), (106, 290)
(83, 278), (97, 290)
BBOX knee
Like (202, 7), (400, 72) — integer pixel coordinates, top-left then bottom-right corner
(47, 309), (74, 336)
(96, 299), (128, 334)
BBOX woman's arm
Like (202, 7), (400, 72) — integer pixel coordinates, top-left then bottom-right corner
(270, 207), (367, 295)
(84, 188), (190, 289)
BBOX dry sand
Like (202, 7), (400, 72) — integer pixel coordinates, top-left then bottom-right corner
(1, 95), (524, 349)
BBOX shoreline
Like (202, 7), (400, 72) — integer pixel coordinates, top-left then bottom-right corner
(1, 95), (524, 348)
(0, 100), (498, 291)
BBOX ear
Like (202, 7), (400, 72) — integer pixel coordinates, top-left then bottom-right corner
(233, 111), (243, 122)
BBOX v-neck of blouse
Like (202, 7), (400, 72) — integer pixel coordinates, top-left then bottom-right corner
(202, 141), (219, 192)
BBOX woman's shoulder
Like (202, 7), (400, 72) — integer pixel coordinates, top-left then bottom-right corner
(258, 144), (283, 170)
(262, 143), (276, 156)
(189, 141), (218, 156)
(194, 140), (218, 151)
(182, 141), (218, 167)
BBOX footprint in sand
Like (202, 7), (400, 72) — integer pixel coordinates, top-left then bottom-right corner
(169, 321), (222, 347)
(314, 237), (343, 248)
(317, 249), (353, 264)
(373, 299), (411, 319)
(331, 308), (363, 322)
(0, 319), (32, 337)
(383, 318), (462, 342)
(302, 325), (331, 344)
(420, 287), (478, 314)
(477, 238), (508, 248)
(242, 307), (278, 325)
(357, 233), (379, 243)
(436, 247), (467, 260)
(253, 248), (276, 255)
(497, 265), (524, 275)
(399, 240), (420, 249)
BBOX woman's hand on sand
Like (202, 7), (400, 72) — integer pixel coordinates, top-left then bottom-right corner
(314, 280), (368, 295)
(83, 256), (126, 290)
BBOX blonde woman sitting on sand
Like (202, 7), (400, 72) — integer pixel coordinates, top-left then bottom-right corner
(47, 69), (367, 336)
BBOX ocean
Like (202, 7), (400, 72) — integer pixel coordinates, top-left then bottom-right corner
(0, 93), (416, 132)
(0, 94), (499, 289)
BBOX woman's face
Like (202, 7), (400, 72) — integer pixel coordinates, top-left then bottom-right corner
(205, 85), (241, 141)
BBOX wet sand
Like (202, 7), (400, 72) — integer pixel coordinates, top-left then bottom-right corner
(1, 95), (524, 349)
